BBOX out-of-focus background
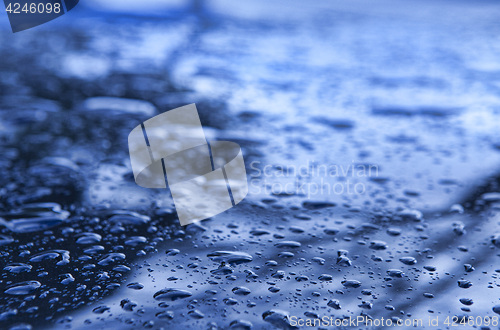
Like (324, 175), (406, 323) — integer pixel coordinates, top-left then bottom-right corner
(0, 0), (499, 329)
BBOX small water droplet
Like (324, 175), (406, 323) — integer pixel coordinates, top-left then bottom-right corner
(399, 257), (417, 265)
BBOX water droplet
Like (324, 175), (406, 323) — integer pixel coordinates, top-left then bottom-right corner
(249, 229), (270, 236)
(4, 263), (32, 274)
(463, 264), (474, 272)
(120, 299), (137, 311)
(143, 320), (155, 328)
(387, 269), (404, 277)
(272, 271), (285, 279)
(278, 252), (294, 258)
(337, 255), (352, 267)
(457, 280), (472, 288)
(98, 253), (126, 266)
(324, 228), (340, 235)
(83, 245), (105, 255)
(5, 281), (41, 295)
(113, 265), (131, 272)
(492, 234), (500, 248)
(295, 275), (308, 282)
(275, 241), (301, 248)
(211, 263), (233, 275)
(481, 192), (500, 202)
(0, 203), (70, 233)
(0, 217), (65, 233)
(207, 251), (253, 265)
(229, 320), (252, 329)
(245, 270), (258, 279)
(449, 204), (464, 214)
(453, 222), (466, 236)
(386, 228), (401, 236)
(127, 282), (144, 290)
(293, 214), (311, 221)
(232, 287), (251, 296)
(312, 257), (325, 265)
(9, 323), (32, 330)
(398, 209), (423, 221)
(60, 273), (75, 285)
(124, 236), (147, 246)
(153, 288), (192, 301)
(165, 249), (180, 256)
(370, 240), (388, 250)
(188, 309), (204, 319)
(82, 97), (156, 116)
(318, 274), (333, 281)
(327, 299), (341, 309)
(92, 306), (110, 314)
(155, 311), (174, 319)
(76, 232), (102, 245)
(108, 211), (150, 225)
(399, 257), (417, 265)
(302, 201), (336, 210)
(30, 250), (70, 266)
(359, 301), (373, 309)
(224, 298), (238, 305)
(459, 298), (473, 306)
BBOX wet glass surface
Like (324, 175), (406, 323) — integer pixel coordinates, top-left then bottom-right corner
(0, 0), (500, 329)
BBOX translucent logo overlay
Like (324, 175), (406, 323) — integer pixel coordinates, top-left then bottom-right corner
(128, 104), (248, 226)
(4, 0), (79, 33)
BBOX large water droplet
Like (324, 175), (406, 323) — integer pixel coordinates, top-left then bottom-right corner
(399, 256), (417, 265)
(4, 263), (32, 274)
(76, 233), (102, 245)
(153, 288), (193, 301)
(275, 241), (301, 248)
(30, 250), (70, 266)
(5, 281), (41, 295)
